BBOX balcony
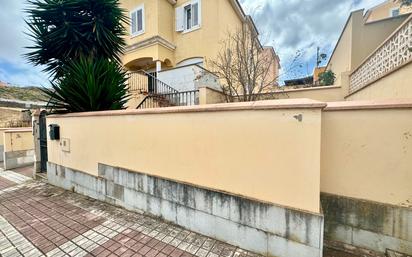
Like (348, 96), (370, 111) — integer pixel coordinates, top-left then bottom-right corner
(349, 16), (412, 94)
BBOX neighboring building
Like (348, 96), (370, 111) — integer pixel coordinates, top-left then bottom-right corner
(313, 66), (326, 84)
(325, 8), (407, 87)
(0, 107), (31, 128)
(277, 1), (412, 102)
(284, 76), (313, 87)
(121, 0), (280, 108)
(364, 0), (412, 22)
(262, 46), (281, 87)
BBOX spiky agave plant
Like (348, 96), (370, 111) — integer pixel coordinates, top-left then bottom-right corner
(42, 57), (130, 113)
(25, 0), (130, 112)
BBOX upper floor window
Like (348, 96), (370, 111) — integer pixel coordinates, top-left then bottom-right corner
(176, 0), (201, 32)
(131, 4), (144, 37)
(390, 7), (400, 17)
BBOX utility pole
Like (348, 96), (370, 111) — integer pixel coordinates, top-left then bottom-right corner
(316, 47), (327, 68)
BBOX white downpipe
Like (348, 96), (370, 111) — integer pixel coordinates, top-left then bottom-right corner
(156, 61), (162, 76)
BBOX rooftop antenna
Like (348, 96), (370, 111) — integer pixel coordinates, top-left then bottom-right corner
(316, 47), (327, 68)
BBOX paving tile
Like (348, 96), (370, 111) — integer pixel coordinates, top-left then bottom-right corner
(195, 248), (209, 257)
(0, 177), (17, 191)
(0, 179), (322, 257)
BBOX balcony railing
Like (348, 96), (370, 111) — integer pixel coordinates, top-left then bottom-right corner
(127, 72), (148, 92)
(137, 90), (199, 109)
(349, 16), (412, 94)
(127, 70), (199, 109)
(128, 71), (179, 95)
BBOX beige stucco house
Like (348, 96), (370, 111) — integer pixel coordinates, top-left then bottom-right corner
(120, 0), (280, 108)
(364, 0), (412, 22)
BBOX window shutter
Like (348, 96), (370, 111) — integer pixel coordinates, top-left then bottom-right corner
(131, 11), (137, 34)
(175, 6), (184, 32)
(192, 2), (199, 26)
(137, 9), (143, 32)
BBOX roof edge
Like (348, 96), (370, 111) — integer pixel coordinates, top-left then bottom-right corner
(326, 9), (364, 70)
(48, 99), (327, 118)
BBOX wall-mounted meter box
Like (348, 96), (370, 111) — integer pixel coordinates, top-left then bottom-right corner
(49, 124), (60, 140)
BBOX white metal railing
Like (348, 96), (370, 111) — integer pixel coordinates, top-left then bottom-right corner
(127, 72), (148, 92)
(349, 16), (412, 94)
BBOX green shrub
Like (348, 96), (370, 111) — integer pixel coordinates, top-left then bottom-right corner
(25, 0), (129, 112)
(42, 57), (130, 113)
(26, 0), (127, 78)
(319, 70), (336, 86)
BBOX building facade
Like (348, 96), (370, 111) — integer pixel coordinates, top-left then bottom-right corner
(364, 0), (412, 23)
(121, 0), (280, 97)
(277, 0), (412, 102)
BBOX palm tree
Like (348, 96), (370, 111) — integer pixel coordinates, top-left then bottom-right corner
(25, 0), (130, 112)
(42, 57), (130, 113)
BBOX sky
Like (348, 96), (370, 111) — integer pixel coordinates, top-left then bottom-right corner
(0, 0), (385, 87)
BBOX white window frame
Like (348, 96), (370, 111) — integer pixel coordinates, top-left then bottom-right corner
(130, 4), (145, 37)
(182, 0), (201, 33)
(389, 7), (400, 17)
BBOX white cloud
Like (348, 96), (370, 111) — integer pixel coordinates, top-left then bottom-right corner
(0, 63), (49, 87)
(0, 0), (386, 85)
(239, 0), (385, 80)
(0, 0), (31, 64)
(0, 0), (49, 86)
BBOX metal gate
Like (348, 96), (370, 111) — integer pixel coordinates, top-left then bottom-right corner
(39, 111), (48, 173)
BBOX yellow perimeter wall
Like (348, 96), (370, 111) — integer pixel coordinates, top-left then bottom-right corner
(3, 129), (34, 153)
(276, 85), (346, 102)
(0, 128), (9, 145)
(321, 102), (412, 207)
(46, 100), (412, 213)
(47, 100), (323, 213)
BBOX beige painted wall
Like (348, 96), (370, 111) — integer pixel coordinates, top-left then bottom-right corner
(121, 0), (160, 46)
(0, 128), (9, 145)
(198, 86), (227, 105)
(121, 0), (258, 70)
(261, 47), (280, 88)
(351, 13), (407, 71)
(326, 12), (354, 88)
(46, 98), (412, 212)
(274, 73), (350, 102)
(326, 10), (406, 96)
(3, 130), (34, 153)
(157, 0), (175, 44)
(347, 62), (412, 101)
(277, 86), (344, 102)
(171, 0), (244, 67)
(321, 106), (412, 207)
(47, 100), (324, 213)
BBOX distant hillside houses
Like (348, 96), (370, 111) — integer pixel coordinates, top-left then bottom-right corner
(0, 81), (46, 105)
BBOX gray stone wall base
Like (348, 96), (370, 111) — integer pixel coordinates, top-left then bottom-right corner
(321, 193), (412, 256)
(4, 149), (35, 170)
(47, 162), (324, 257)
(0, 145), (4, 162)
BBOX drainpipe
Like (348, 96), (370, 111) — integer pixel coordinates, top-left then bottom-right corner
(156, 60), (162, 76)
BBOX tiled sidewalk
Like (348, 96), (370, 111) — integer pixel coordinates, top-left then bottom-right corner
(0, 168), (361, 257)
(0, 176), (16, 190)
(9, 166), (34, 178)
(0, 178), (261, 257)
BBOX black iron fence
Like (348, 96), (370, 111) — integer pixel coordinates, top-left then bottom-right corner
(137, 90), (199, 109)
(128, 70), (200, 109)
(128, 71), (178, 95)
